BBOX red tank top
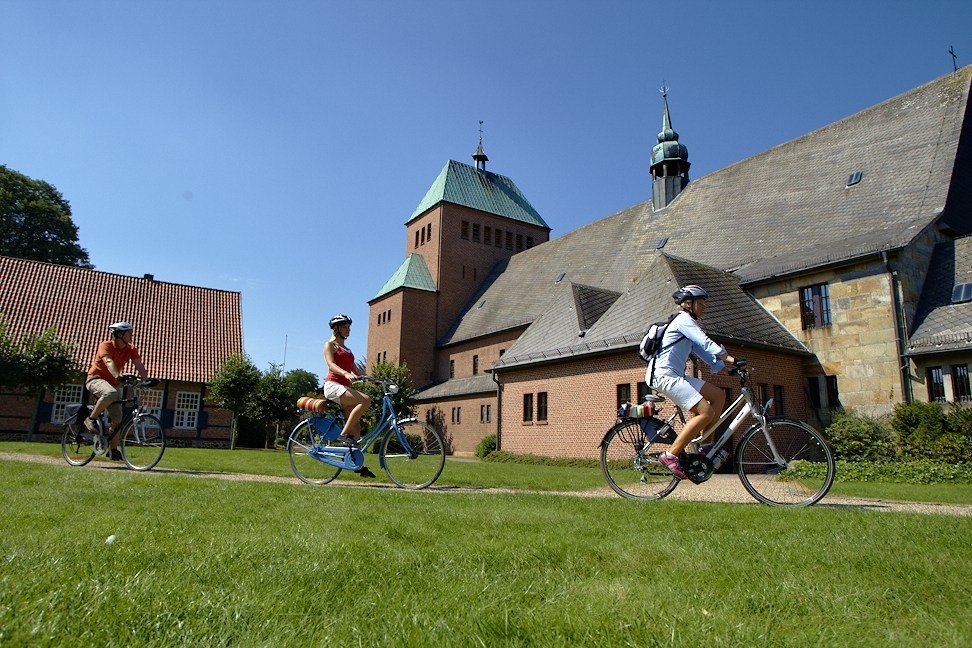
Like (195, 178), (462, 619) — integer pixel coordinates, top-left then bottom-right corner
(325, 343), (355, 387)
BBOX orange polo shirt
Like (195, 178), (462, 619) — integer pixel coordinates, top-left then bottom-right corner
(87, 340), (141, 386)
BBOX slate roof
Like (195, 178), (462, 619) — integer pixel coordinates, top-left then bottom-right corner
(407, 160), (550, 229)
(907, 236), (972, 355)
(440, 68), (972, 364)
(493, 253), (807, 371)
(414, 373), (496, 401)
(0, 256), (243, 383)
(371, 253), (437, 301)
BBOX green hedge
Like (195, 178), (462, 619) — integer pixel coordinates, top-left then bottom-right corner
(475, 434), (497, 459)
(484, 450), (599, 469)
(787, 459), (972, 485)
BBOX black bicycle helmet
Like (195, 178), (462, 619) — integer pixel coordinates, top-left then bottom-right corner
(672, 285), (709, 304)
(328, 314), (352, 329)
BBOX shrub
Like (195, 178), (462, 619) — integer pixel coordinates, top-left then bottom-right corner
(891, 401), (950, 460)
(825, 411), (895, 462)
(786, 459), (972, 484)
(946, 402), (972, 437)
(475, 434), (497, 459)
(483, 450), (599, 469)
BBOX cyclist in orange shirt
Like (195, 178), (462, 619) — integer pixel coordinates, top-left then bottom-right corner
(83, 322), (148, 460)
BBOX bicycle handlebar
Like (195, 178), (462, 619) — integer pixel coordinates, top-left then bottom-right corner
(119, 374), (159, 388)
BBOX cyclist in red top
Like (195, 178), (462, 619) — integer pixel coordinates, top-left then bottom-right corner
(323, 314), (375, 478)
(84, 322), (149, 460)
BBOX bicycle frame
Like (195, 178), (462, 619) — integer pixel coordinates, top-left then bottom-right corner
(303, 386), (416, 471)
(683, 371), (786, 466)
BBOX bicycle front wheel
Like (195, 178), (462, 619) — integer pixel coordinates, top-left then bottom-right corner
(62, 422), (95, 466)
(380, 419), (445, 489)
(288, 420), (342, 485)
(736, 418), (835, 506)
(120, 414), (166, 471)
(600, 419), (679, 501)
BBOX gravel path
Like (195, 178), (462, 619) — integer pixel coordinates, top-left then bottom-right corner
(3, 451), (971, 517)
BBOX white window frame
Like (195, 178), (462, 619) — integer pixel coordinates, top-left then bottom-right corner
(51, 384), (84, 424)
(174, 391), (201, 429)
(138, 388), (164, 419)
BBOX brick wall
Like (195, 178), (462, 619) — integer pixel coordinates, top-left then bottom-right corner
(437, 328), (525, 381)
(433, 203), (549, 341)
(416, 394), (497, 455)
(497, 345), (806, 460)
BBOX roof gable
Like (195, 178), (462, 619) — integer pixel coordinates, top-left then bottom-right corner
(0, 256), (243, 383)
(372, 254), (437, 301)
(408, 160), (549, 229)
(908, 235), (972, 354)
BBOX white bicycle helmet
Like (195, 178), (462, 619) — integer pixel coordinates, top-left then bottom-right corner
(672, 285), (709, 304)
(108, 321), (134, 336)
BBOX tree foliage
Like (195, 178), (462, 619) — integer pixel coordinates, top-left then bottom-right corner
(0, 165), (91, 267)
(356, 361), (417, 431)
(0, 313), (80, 395)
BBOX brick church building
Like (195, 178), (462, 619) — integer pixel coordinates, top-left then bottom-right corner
(369, 68), (972, 457)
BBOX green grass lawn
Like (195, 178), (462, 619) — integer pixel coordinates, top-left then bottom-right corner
(1, 459), (970, 646)
(6, 441), (972, 503)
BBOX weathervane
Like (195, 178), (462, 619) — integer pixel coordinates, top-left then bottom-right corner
(949, 45), (958, 74)
(478, 120), (484, 146)
(659, 80), (668, 98)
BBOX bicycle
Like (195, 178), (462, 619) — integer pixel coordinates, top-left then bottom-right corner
(61, 375), (167, 471)
(287, 376), (446, 489)
(600, 360), (835, 506)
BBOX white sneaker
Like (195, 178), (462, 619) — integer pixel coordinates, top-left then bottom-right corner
(83, 417), (98, 433)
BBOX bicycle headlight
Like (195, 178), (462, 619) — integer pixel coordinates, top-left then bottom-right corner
(387, 383), (399, 395)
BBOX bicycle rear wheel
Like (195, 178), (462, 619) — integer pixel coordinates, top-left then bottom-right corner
(62, 422), (95, 466)
(120, 414), (166, 471)
(736, 418), (835, 506)
(600, 419), (679, 501)
(288, 420), (342, 485)
(380, 419), (445, 489)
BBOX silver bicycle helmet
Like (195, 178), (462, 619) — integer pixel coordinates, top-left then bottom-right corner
(672, 285), (709, 304)
(108, 321), (134, 336)
(328, 314), (352, 329)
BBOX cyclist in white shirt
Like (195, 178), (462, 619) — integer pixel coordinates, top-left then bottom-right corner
(647, 285), (734, 479)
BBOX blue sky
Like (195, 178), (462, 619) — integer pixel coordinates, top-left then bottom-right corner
(2, 1), (971, 379)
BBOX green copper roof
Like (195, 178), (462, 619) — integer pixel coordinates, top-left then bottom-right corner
(407, 160), (549, 229)
(372, 253), (437, 301)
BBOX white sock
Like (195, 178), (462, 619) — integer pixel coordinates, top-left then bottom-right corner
(663, 450), (676, 459)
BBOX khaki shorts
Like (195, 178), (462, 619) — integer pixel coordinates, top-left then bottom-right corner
(86, 376), (123, 424)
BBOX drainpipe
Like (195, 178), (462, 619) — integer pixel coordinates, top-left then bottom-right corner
(882, 251), (912, 404)
(491, 370), (502, 451)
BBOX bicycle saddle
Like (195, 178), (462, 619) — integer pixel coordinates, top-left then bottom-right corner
(643, 394), (666, 403)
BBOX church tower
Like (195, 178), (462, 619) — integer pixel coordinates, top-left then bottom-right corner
(650, 86), (690, 209)
(367, 139), (550, 388)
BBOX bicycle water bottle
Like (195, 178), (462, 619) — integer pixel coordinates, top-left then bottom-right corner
(712, 447), (730, 469)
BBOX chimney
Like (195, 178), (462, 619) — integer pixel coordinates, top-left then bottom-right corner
(143, 274), (154, 281)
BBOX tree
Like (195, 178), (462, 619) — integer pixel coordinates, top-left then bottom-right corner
(356, 361), (417, 432)
(209, 353), (261, 449)
(283, 368), (319, 400)
(0, 313), (80, 394)
(0, 165), (92, 267)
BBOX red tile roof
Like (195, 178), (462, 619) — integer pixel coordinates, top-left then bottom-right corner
(0, 255), (243, 383)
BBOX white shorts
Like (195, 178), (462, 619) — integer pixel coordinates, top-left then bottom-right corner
(322, 381), (349, 402)
(647, 370), (705, 412)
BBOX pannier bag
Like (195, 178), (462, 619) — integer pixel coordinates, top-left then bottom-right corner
(617, 402), (657, 419)
(62, 403), (90, 426)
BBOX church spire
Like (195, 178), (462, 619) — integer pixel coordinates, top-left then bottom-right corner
(650, 83), (690, 209)
(472, 120), (489, 171)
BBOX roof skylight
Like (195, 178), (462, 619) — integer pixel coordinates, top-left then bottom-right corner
(951, 283), (972, 304)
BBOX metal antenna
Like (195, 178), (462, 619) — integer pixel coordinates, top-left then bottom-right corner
(949, 45), (958, 74)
